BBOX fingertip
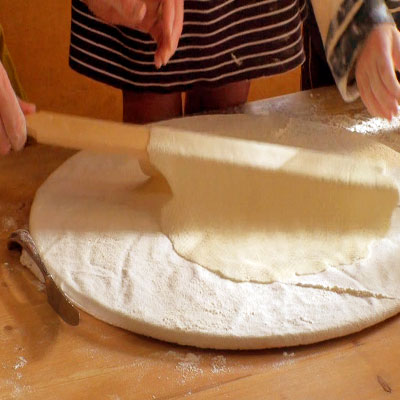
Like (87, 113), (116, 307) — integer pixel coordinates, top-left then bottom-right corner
(14, 133), (27, 152)
(26, 103), (36, 115)
(10, 114), (28, 151)
(161, 46), (172, 66)
(387, 99), (398, 119)
(0, 140), (11, 156)
(377, 103), (392, 120)
(383, 108), (393, 121)
(392, 103), (399, 118)
(154, 55), (162, 69)
(137, 2), (146, 22)
(163, 54), (171, 66)
(19, 100), (36, 115)
(156, 44), (170, 67)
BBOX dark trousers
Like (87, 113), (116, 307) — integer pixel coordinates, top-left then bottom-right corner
(301, 1), (335, 90)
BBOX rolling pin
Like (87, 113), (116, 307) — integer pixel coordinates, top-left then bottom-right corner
(26, 111), (157, 174)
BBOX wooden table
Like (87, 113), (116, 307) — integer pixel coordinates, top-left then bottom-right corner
(1, 87), (399, 399)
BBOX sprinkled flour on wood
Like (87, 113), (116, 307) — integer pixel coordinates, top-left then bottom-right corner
(315, 110), (400, 136)
(272, 358), (296, 370)
(14, 356), (27, 370)
(174, 353), (203, 384)
(1, 216), (17, 232)
(1, 380), (33, 399)
(295, 105), (400, 153)
(283, 351), (295, 357)
(211, 355), (229, 373)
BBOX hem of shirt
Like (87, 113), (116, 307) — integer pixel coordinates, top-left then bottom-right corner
(69, 56), (305, 94)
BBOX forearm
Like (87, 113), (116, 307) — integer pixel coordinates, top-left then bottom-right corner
(310, 0), (395, 101)
(0, 25), (27, 100)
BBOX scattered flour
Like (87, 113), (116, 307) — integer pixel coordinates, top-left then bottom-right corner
(14, 356), (27, 370)
(349, 115), (400, 135)
(230, 53), (242, 66)
(1, 378), (32, 399)
(3, 261), (14, 272)
(175, 353), (203, 384)
(1, 216), (17, 232)
(343, 113), (400, 153)
(283, 351), (295, 357)
(157, 351), (231, 385)
(303, 107), (400, 150)
(160, 351), (204, 384)
(211, 355), (229, 374)
(32, 279), (46, 292)
(272, 358), (296, 370)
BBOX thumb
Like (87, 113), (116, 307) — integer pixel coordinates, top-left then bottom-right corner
(392, 29), (400, 72)
(18, 98), (36, 115)
(150, 23), (164, 69)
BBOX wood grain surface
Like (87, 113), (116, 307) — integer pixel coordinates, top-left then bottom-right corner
(1, 87), (400, 400)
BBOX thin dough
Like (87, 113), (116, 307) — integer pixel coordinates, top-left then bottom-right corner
(26, 115), (400, 349)
(148, 128), (398, 283)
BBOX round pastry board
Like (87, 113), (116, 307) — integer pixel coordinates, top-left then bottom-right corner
(26, 115), (400, 349)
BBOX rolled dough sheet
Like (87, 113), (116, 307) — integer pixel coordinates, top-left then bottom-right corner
(148, 127), (398, 283)
(26, 115), (400, 349)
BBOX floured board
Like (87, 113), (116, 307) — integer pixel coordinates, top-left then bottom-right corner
(25, 115), (400, 349)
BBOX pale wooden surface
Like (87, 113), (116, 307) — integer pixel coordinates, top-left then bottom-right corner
(1, 87), (400, 399)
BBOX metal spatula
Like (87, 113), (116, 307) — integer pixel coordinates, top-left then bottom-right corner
(8, 229), (80, 326)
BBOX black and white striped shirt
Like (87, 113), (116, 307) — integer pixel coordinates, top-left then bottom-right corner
(69, 0), (307, 93)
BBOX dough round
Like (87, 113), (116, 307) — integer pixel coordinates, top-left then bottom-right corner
(28, 115), (400, 349)
(148, 126), (398, 283)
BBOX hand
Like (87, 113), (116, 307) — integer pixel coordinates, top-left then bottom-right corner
(0, 62), (35, 155)
(148, 0), (184, 69)
(355, 24), (400, 120)
(85, 0), (183, 68)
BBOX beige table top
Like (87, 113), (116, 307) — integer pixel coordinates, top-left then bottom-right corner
(1, 87), (399, 400)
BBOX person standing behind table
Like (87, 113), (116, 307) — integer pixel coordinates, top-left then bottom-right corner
(71, 0), (400, 123)
(302, 0), (400, 121)
(0, 24), (36, 155)
(69, 0), (308, 123)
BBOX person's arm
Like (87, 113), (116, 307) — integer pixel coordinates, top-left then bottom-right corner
(0, 25), (35, 155)
(311, 0), (400, 119)
(0, 61), (35, 154)
(355, 23), (400, 119)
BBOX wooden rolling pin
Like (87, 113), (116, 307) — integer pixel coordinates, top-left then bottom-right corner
(26, 111), (156, 173)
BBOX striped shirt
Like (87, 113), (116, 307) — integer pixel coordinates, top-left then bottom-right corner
(69, 0), (307, 93)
